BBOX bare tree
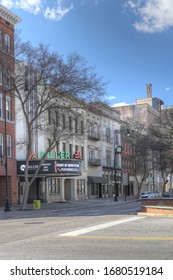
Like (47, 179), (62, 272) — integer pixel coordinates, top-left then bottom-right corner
(3, 40), (106, 209)
(148, 108), (173, 192)
(125, 123), (153, 197)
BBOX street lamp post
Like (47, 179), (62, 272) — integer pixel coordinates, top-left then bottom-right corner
(4, 89), (11, 212)
(114, 145), (123, 201)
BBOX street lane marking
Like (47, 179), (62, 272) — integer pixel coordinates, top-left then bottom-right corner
(38, 235), (173, 241)
(58, 216), (145, 237)
(57, 235), (173, 241)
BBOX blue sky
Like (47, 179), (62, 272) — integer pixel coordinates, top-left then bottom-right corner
(1, 0), (173, 107)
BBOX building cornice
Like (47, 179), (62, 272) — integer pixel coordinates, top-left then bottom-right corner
(0, 4), (21, 25)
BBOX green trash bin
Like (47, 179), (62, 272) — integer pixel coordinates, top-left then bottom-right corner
(33, 200), (41, 210)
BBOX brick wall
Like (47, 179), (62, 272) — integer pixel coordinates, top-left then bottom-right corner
(0, 13), (17, 206)
(141, 198), (173, 207)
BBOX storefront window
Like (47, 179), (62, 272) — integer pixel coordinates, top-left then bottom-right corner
(48, 178), (52, 195)
(77, 179), (85, 194)
(48, 178), (60, 195)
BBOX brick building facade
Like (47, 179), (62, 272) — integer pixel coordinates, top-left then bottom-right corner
(0, 4), (21, 206)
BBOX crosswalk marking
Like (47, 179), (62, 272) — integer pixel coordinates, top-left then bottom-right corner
(58, 216), (145, 237)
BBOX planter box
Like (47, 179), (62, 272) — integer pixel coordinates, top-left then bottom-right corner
(140, 198), (173, 216)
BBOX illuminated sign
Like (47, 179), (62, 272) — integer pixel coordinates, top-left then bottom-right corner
(17, 160), (81, 176)
(37, 151), (81, 160)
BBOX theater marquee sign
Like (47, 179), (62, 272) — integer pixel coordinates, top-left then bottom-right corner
(17, 160), (81, 176)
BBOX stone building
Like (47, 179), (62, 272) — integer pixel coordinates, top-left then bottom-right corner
(114, 84), (164, 193)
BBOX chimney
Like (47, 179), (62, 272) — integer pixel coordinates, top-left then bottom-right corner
(146, 83), (152, 98)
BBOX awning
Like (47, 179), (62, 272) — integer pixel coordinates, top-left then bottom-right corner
(87, 176), (108, 184)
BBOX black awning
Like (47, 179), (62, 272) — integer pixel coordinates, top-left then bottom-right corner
(88, 176), (108, 184)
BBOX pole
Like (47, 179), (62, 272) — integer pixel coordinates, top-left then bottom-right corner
(114, 148), (118, 201)
(152, 151), (155, 190)
(4, 90), (11, 212)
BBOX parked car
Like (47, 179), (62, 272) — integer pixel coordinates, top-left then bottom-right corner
(152, 191), (162, 198)
(162, 191), (173, 197)
(140, 191), (155, 199)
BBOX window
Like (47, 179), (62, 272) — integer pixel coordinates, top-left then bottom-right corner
(69, 116), (72, 131)
(5, 67), (11, 88)
(55, 111), (59, 126)
(106, 149), (111, 165)
(89, 124), (94, 136)
(5, 34), (10, 53)
(0, 95), (2, 118)
(89, 149), (94, 160)
(56, 141), (59, 154)
(106, 128), (111, 143)
(0, 134), (3, 156)
(77, 179), (85, 194)
(48, 108), (51, 125)
(69, 144), (72, 158)
(81, 120), (84, 135)
(48, 178), (60, 195)
(81, 146), (84, 161)
(0, 30), (2, 50)
(0, 64), (2, 84)
(62, 114), (65, 129)
(6, 96), (11, 121)
(7, 135), (12, 157)
(48, 139), (51, 148)
(75, 118), (78, 133)
(62, 142), (66, 152)
(114, 130), (119, 145)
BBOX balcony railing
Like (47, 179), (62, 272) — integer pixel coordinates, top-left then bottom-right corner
(88, 131), (101, 141)
(88, 158), (102, 166)
(102, 158), (122, 169)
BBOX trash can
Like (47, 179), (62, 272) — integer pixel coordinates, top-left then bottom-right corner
(33, 200), (41, 210)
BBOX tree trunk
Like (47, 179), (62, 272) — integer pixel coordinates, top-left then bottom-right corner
(21, 182), (30, 210)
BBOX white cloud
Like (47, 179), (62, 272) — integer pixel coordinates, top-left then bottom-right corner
(125, 0), (173, 33)
(44, 0), (73, 21)
(111, 102), (130, 107)
(0, 0), (73, 20)
(106, 95), (116, 101)
(165, 87), (171, 91)
(1, 0), (42, 14)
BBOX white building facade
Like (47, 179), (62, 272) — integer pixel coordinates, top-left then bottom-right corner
(16, 92), (123, 203)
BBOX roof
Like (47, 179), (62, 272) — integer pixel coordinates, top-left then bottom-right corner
(0, 4), (21, 25)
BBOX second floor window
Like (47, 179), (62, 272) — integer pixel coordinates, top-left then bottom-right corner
(6, 96), (11, 121)
(0, 134), (3, 156)
(75, 118), (78, 133)
(106, 149), (111, 165)
(0, 64), (2, 84)
(69, 116), (72, 131)
(114, 130), (119, 145)
(0, 30), (2, 50)
(106, 128), (111, 143)
(81, 120), (84, 135)
(62, 114), (66, 129)
(89, 149), (94, 160)
(5, 34), (10, 53)
(5, 67), (11, 88)
(0, 95), (2, 118)
(7, 135), (12, 157)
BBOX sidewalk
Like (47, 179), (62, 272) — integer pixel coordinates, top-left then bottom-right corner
(0, 196), (138, 219)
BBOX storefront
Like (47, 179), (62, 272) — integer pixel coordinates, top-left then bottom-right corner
(87, 176), (108, 198)
(17, 159), (87, 203)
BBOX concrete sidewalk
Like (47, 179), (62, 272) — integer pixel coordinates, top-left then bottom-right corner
(0, 196), (138, 219)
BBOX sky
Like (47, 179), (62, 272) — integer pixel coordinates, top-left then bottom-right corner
(1, 0), (173, 107)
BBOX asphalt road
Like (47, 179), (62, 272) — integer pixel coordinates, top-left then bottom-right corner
(0, 201), (173, 260)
